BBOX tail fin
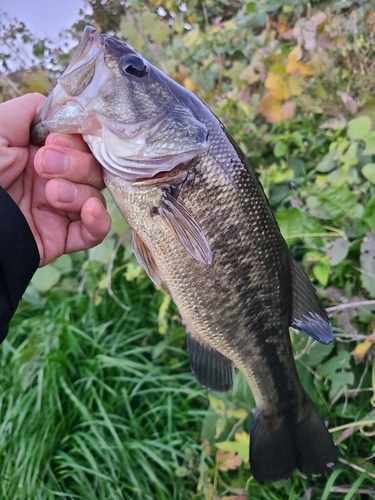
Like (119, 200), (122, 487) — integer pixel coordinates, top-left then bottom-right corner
(250, 395), (337, 483)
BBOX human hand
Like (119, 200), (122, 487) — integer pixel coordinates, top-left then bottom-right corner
(0, 93), (111, 267)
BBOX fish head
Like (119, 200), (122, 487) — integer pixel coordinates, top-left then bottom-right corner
(31, 26), (209, 182)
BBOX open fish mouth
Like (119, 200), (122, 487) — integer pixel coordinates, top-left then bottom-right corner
(31, 27), (107, 142)
(31, 26), (210, 183)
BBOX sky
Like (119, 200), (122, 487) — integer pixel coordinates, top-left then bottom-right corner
(2, 0), (85, 40)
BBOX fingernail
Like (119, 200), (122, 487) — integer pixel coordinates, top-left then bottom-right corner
(46, 134), (76, 149)
(43, 149), (69, 174)
(92, 201), (105, 221)
(57, 180), (78, 203)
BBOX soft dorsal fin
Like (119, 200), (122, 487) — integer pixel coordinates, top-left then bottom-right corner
(158, 192), (213, 265)
(289, 253), (334, 344)
(186, 331), (234, 392)
(131, 230), (161, 285)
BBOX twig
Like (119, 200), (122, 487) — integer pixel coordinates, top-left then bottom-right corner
(326, 300), (375, 316)
(332, 409), (375, 445)
(339, 457), (375, 479)
(296, 358), (321, 380)
(330, 487), (375, 494)
(217, 475), (247, 495)
(353, 358), (370, 397)
(226, 416), (247, 441)
(293, 336), (314, 360)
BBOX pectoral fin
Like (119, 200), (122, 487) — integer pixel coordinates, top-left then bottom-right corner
(290, 254), (333, 344)
(186, 331), (233, 392)
(158, 192), (213, 265)
(131, 230), (161, 285)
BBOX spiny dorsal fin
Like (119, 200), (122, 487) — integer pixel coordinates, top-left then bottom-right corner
(131, 230), (161, 285)
(186, 331), (233, 392)
(158, 192), (213, 265)
(289, 253), (333, 344)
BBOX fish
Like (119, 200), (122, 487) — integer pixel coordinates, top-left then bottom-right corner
(31, 26), (338, 482)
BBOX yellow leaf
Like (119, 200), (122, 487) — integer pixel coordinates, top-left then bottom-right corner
(269, 64), (287, 77)
(207, 483), (214, 500)
(158, 293), (171, 334)
(286, 75), (304, 96)
(233, 408), (248, 419)
(183, 77), (197, 92)
(234, 431), (249, 443)
(258, 92), (283, 123)
(265, 73), (290, 100)
(314, 83), (327, 98)
(184, 26), (201, 48)
(209, 395), (226, 415)
(215, 416), (227, 438)
(316, 175), (328, 187)
(216, 432), (250, 462)
(352, 334), (375, 364)
(222, 20), (237, 31)
(286, 46), (316, 76)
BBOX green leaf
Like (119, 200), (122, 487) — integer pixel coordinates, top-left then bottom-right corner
(305, 185), (363, 220)
(152, 23), (170, 44)
(305, 341), (335, 366)
(360, 232), (375, 297)
(31, 264), (61, 293)
(140, 12), (158, 32)
(362, 131), (375, 155)
(52, 254), (73, 274)
(275, 208), (303, 241)
(327, 238), (350, 266)
(317, 351), (351, 377)
(362, 163), (375, 183)
(118, 20), (145, 52)
(347, 116), (371, 140)
(273, 140), (287, 158)
(363, 195), (375, 231)
(175, 466), (189, 477)
(312, 263), (330, 286)
(88, 236), (116, 264)
(340, 142), (358, 167)
(316, 149), (337, 173)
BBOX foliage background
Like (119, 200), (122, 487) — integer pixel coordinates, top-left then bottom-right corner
(1, 0), (375, 498)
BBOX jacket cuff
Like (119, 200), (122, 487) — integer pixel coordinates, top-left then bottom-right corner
(0, 187), (40, 342)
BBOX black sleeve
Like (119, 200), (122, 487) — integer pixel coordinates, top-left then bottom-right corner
(0, 187), (40, 342)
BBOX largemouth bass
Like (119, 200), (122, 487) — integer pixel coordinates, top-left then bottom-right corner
(31, 26), (337, 482)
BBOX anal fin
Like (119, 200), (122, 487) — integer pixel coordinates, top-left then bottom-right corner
(289, 253), (334, 345)
(158, 192), (213, 265)
(131, 230), (161, 285)
(186, 331), (233, 392)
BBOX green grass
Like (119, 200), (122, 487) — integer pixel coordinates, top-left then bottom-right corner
(0, 257), (207, 499)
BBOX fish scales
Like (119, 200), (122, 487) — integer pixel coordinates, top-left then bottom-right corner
(106, 118), (296, 411)
(30, 26), (338, 482)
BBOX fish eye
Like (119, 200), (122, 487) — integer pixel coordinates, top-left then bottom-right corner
(119, 55), (148, 78)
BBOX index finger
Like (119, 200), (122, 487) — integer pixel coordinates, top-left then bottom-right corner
(0, 93), (46, 147)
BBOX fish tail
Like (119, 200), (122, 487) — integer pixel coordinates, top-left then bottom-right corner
(249, 393), (338, 482)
